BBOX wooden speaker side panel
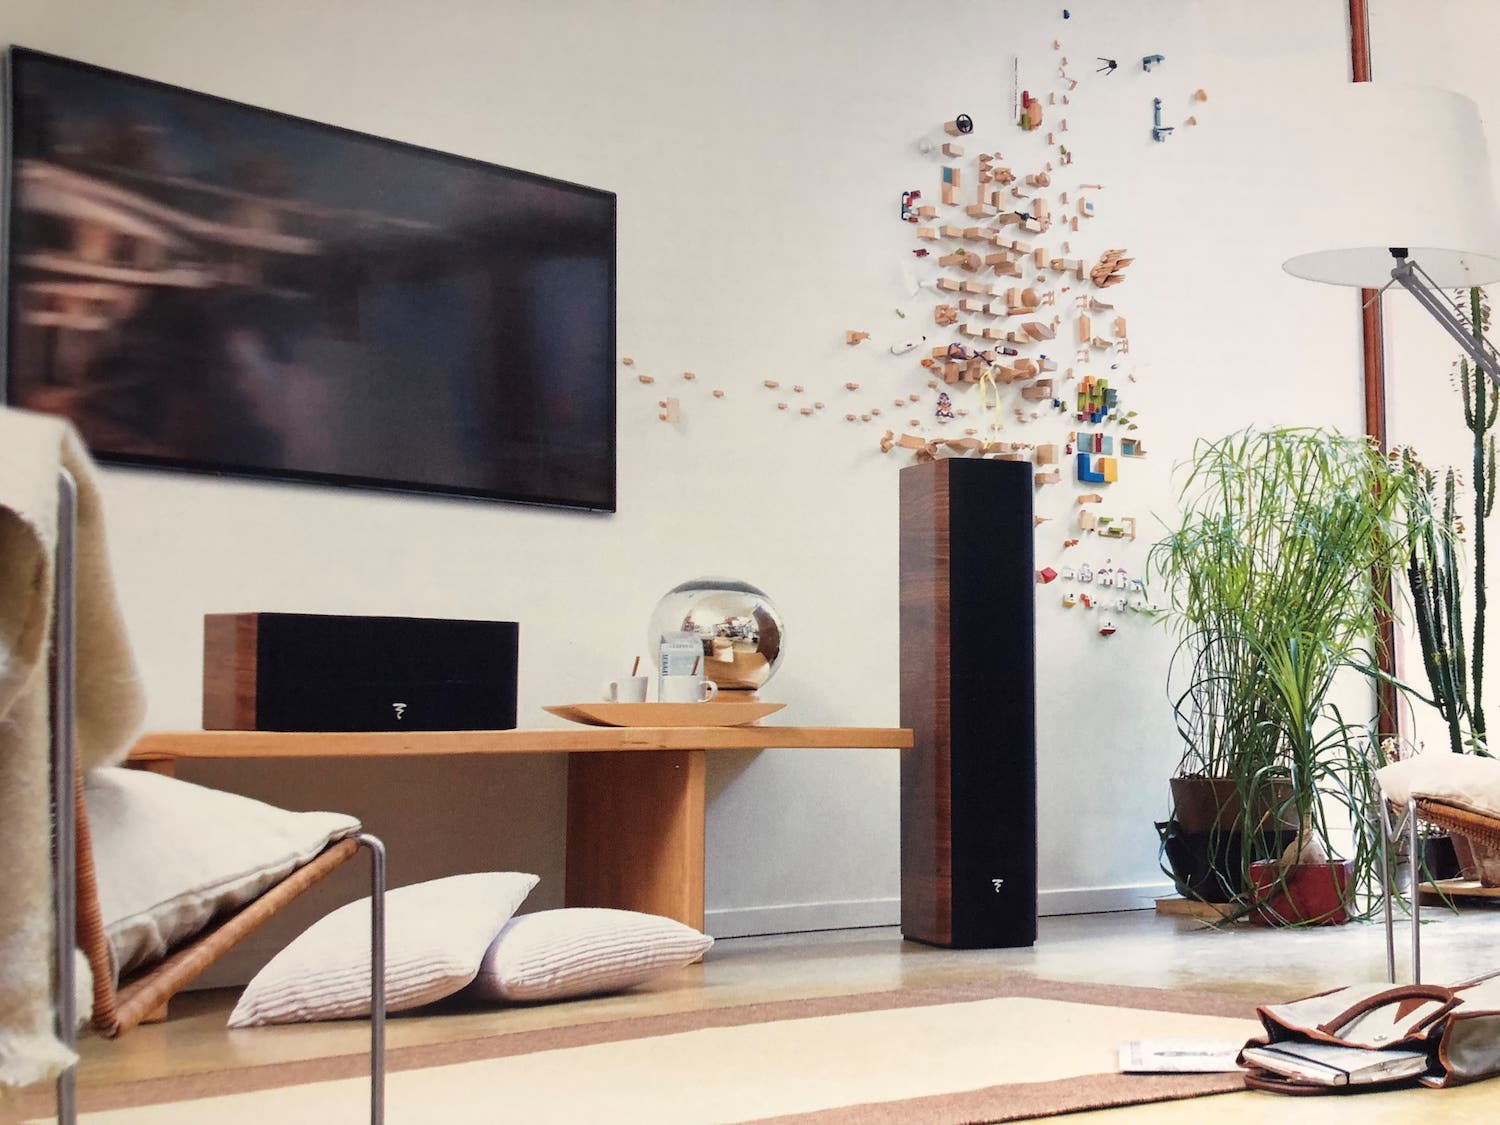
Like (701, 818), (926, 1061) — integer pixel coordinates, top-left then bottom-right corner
(899, 460), (953, 946)
(203, 613), (259, 730)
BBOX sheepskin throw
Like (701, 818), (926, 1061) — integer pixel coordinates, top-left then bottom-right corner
(0, 407), (145, 1089)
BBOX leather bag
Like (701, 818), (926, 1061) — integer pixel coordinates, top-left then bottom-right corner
(1239, 977), (1500, 1094)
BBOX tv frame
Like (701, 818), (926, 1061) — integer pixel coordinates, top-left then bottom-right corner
(1, 46), (618, 512)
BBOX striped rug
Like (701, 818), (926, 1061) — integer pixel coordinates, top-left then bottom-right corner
(28, 975), (1265, 1124)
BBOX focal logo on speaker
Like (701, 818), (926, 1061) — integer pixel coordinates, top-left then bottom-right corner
(392, 702), (407, 720)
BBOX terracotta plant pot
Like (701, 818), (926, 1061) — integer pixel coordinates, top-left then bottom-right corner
(1248, 859), (1354, 926)
(1162, 778), (1301, 903)
(1450, 832), (1500, 887)
(1451, 832), (1481, 881)
(1170, 776), (1298, 835)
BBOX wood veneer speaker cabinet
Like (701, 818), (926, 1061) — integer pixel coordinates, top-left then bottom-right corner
(899, 458), (1037, 948)
(203, 612), (518, 731)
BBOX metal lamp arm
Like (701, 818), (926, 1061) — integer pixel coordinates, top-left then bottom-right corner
(1390, 255), (1500, 388)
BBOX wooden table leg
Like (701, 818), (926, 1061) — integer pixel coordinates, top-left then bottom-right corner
(565, 750), (706, 930)
(126, 757), (176, 777)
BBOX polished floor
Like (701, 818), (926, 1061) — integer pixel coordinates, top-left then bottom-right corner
(65, 903), (1500, 1120)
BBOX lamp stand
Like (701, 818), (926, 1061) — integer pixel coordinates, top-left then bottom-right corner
(1389, 252), (1500, 387)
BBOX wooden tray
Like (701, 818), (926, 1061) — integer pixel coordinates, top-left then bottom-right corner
(545, 701), (785, 728)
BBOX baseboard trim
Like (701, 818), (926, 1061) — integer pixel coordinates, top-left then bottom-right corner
(1039, 882), (1177, 916)
(707, 898), (901, 939)
(708, 883), (1172, 938)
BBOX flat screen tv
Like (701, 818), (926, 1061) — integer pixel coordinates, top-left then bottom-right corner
(2, 47), (617, 511)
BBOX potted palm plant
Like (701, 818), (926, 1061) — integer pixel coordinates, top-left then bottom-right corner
(1151, 427), (1418, 921)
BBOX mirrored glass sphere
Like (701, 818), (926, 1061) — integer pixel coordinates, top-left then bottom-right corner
(648, 577), (785, 691)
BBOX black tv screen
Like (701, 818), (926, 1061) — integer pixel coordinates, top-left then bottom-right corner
(2, 47), (617, 511)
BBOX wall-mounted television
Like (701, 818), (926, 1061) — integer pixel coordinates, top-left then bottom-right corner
(2, 47), (617, 511)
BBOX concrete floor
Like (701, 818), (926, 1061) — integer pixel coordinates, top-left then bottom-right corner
(63, 903), (1500, 1120)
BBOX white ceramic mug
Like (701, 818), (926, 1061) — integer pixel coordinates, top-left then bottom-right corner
(659, 676), (719, 703)
(603, 675), (650, 703)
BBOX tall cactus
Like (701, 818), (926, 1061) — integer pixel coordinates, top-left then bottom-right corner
(1408, 465), (1470, 755)
(1459, 287), (1497, 752)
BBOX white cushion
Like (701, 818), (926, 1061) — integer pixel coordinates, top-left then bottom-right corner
(84, 767), (361, 977)
(465, 908), (713, 1003)
(1376, 754), (1500, 818)
(229, 871), (538, 1027)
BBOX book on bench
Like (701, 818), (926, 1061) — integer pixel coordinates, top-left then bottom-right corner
(1240, 1040), (1431, 1086)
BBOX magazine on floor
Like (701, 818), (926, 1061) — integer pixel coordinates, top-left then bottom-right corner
(1117, 1040), (1245, 1074)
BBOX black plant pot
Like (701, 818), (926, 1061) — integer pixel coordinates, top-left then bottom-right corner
(1419, 834), (1463, 883)
(1157, 819), (1299, 903)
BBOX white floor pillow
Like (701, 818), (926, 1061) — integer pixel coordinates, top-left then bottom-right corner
(1376, 754), (1500, 817)
(465, 908), (713, 1003)
(85, 767), (361, 978)
(229, 871), (538, 1027)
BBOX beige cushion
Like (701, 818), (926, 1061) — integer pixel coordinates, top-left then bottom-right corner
(1376, 754), (1500, 818)
(229, 871), (538, 1027)
(84, 767), (361, 978)
(465, 908), (713, 1003)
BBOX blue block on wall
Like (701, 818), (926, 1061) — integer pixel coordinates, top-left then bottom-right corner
(1076, 453), (1106, 483)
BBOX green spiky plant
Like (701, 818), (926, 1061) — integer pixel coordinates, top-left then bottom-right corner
(1151, 427), (1420, 919)
(1404, 287), (1495, 757)
(1457, 286), (1494, 751)
(1407, 464), (1471, 756)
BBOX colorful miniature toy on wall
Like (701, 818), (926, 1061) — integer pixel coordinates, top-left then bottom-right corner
(1019, 91), (1044, 131)
(941, 165), (962, 205)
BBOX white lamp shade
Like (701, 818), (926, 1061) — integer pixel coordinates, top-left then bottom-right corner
(1281, 84), (1500, 288)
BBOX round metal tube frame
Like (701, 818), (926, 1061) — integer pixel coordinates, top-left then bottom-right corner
(355, 833), (387, 1125)
(52, 471), (78, 1125)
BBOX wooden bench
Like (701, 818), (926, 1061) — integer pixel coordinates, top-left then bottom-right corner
(129, 725), (912, 931)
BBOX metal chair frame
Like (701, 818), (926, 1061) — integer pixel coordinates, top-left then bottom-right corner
(45, 471), (388, 1124)
(1377, 793), (1423, 985)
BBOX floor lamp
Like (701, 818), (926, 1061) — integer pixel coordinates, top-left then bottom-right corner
(1282, 83), (1500, 982)
(1282, 83), (1500, 378)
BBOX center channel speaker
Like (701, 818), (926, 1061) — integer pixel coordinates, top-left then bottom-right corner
(204, 612), (518, 732)
(899, 458), (1036, 948)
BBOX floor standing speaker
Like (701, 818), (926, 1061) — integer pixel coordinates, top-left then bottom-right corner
(899, 457), (1037, 948)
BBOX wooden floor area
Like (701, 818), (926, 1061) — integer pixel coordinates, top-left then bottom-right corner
(68, 901), (1500, 1100)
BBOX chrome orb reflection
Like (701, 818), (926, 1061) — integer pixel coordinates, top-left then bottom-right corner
(648, 577), (785, 691)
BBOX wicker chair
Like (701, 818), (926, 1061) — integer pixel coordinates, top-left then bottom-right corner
(22, 465), (387, 1125)
(71, 767), (375, 1037)
(1377, 793), (1500, 986)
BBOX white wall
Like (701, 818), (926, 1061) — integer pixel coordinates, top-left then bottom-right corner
(4, 0), (1373, 978)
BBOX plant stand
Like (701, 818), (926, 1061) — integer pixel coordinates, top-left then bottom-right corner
(1417, 878), (1500, 906)
(1153, 896), (1239, 921)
